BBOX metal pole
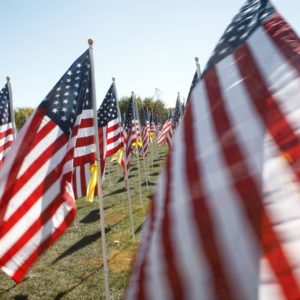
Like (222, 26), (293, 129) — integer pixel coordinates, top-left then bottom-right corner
(132, 93), (145, 211)
(113, 79), (135, 240)
(88, 39), (110, 300)
(195, 57), (201, 80)
(6, 77), (16, 138)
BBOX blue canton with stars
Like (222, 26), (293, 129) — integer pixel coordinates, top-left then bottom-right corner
(0, 84), (11, 126)
(172, 96), (182, 127)
(124, 96), (134, 133)
(39, 49), (92, 136)
(187, 71), (199, 102)
(139, 107), (148, 127)
(204, 0), (275, 74)
(97, 84), (118, 128)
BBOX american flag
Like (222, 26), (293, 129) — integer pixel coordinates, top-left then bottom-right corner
(0, 49), (95, 282)
(139, 107), (150, 156)
(122, 95), (136, 181)
(157, 94), (182, 148)
(126, 1), (300, 299)
(73, 162), (92, 199)
(149, 111), (157, 139)
(72, 82), (122, 199)
(186, 71), (199, 103)
(0, 83), (14, 167)
(157, 110), (173, 146)
(163, 94), (183, 148)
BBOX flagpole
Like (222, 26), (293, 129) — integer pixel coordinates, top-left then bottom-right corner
(195, 57), (201, 80)
(88, 39), (110, 300)
(113, 78), (135, 241)
(6, 76), (16, 138)
(132, 93), (145, 212)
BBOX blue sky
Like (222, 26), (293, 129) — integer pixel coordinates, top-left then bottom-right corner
(0, 0), (299, 109)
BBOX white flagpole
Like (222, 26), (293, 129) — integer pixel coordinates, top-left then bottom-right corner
(113, 78), (135, 241)
(6, 76), (16, 138)
(195, 57), (201, 80)
(106, 158), (112, 186)
(88, 39), (110, 300)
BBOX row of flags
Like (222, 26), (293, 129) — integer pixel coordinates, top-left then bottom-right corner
(126, 0), (300, 299)
(0, 43), (166, 283)
(3, 0), (299, 298)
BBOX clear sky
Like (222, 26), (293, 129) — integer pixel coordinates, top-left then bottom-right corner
(0, 0), (299, 109)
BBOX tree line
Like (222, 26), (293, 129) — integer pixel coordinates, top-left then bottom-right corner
(14, 97), (170, 130)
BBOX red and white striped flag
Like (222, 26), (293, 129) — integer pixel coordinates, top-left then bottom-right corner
(122, 95), (136, 181)
(0, 83), (14, 167)
(139, 107), (150, 156)
(72, 82), (122, 199)
(157, 119), (173, 146)
(127, 1), (300, 299)
(0, 49), (95, 283)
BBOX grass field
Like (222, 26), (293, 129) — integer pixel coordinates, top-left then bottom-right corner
(0, 145), (168, 300)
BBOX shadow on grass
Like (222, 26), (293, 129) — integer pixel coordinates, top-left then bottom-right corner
(150, 172), (159, 176)
(79, 209), (100, 224)
(152, 163), (160, 167)
(134, 222), (144, 234)
(141, 181), (155, 187)
(106, 187), (126, 196)
(79, 206), (116, 224)
(54, 268), (100, 300)
(14, 296), (28, 300)
(131, 167), (138, 172)
(52, 228), (111, 265)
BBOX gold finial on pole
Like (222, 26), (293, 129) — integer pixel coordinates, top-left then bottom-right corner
(88, 39), (94, 47)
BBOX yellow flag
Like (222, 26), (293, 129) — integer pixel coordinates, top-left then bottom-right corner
(132, 136), (143, 148)
(111, 148), (123, 165)
(86, 161), (98, 203)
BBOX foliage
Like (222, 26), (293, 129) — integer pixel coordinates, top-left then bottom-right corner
(119, 96), (169, 123)
(14, 107), (34, 131)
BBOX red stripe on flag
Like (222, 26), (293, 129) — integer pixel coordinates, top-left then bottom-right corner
(0, 110), (53, 224)
(183, 102), (236, 300)
(236, 43), (300, 182)
(0, 127), (13, 139)
(135, 199), (157, 300)
(75, 135), (95, 147)
(160, 155), (185, 299)
(205, 67), (300, 299)
(264, 15), (300, 76)
(0, 193), (70, 266)
(0, 158), (65, 239)
(12, 208), (75, 283)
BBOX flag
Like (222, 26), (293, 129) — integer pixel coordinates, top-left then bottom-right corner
(157, 111), (173, 146)
(72, 82), (122, 199)
(157, 93), (182, 148)
(0, 49), (95, 283)
(97, 82), (123, 168)
(72, 162), (92, 199)
(122, 95), (136, 181)
(149, 111), (157, 140)
(126, 1), (300, 299)
(139, 107), (150, 156)
(86, 161), (98, 203)
(186, 71), (199, 103)
(0, 83), (14, 167)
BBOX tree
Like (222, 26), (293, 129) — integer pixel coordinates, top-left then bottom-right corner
(14, 107), (34, 131)
(118, 96), (169, 123)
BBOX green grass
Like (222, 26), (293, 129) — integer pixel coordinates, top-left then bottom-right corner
(0, 145), (167, 300)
